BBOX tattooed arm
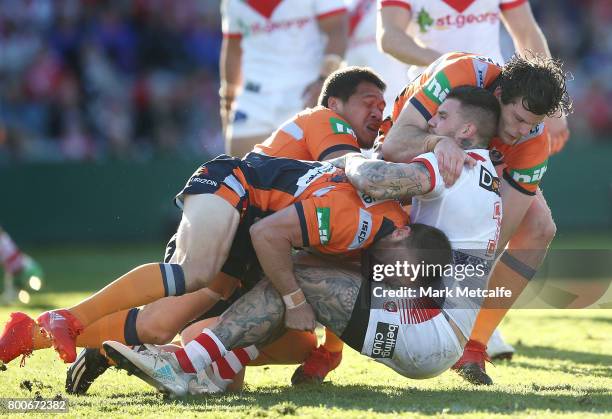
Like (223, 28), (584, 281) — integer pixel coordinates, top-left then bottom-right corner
(343, 153), (432, 201)
(211, 263), (363, 350)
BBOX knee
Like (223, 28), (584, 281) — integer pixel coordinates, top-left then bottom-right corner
(136, 316), (178, 345)
(518, 207), (557, 246)
(181, 261), (216, 290)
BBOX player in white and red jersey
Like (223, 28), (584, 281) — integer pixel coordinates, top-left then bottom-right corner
(221, 0), (349, 157)
(377, 0), (569, 152)
(345, 0), (409, 116)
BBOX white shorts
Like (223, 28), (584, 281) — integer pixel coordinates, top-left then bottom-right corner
(360, 308), (463, 379)
(228, 84), (306, 139)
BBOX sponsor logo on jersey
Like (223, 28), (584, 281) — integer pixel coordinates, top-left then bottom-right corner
(358, 191), (390, 208)
(510, 161), (548, 185)
(349, 208), (373, 250)
(192, 177), (218, 187)
(489, 149), (504, 165)
(432, 12), (500, 31)
(294, 163), (336, 197)
(383, 301), (398, 313)
(316, 207), (331, 245)
(479, 166), (501, 196)
(417, 8), (434, 33)
(329, 117), (356, 137)
(424, 72), (451, 105)
(237, 16), (312, 38)
(372, 322), (398, 358)
(472, 58), (490, 87)
(519, 122), (545, 142)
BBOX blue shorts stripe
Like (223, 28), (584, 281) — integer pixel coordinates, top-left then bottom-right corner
(171, 264), (186, 295)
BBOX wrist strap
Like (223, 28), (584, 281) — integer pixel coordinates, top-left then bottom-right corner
(283, 289), (306, 309)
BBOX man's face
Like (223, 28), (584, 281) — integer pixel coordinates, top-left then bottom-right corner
(334, 82), (385, 149)
(428, 98), (466, 138)
(497, 98), (545, 145)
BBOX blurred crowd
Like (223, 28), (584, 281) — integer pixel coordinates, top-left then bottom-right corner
(0, 0), (609, 165)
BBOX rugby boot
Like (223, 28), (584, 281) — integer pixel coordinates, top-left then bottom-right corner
(66, 348), (110, 395)
(291, 346), (342, 385)
(0, 312), (35, 366)
(37, 309), (83, 363)
(452, 339), (493, 385)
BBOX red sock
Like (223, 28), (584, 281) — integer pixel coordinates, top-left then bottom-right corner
(211, 346), (259, 380)
(174, 328), (228, 373)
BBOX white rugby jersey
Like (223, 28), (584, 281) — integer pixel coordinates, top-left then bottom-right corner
(410, 149), (502, 254)
(221, 0), (347, 92)
(345, 0), (410, 115)
(379, 0), (526, 79)
(360, 149), (502, 378)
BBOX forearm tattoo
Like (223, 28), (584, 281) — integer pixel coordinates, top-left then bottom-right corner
(347, 160), (431, 200)
(211, 264), (363, 350)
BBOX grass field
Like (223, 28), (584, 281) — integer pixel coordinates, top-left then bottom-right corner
(0, 235), (611, 418)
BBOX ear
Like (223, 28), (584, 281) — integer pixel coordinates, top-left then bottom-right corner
(462, 122), (478, 138)
(493, 86), (502, 99)
(327, 96), (342, 113)
(391, 225), (412, 241)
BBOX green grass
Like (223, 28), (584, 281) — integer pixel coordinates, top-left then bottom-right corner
(0, 240), (611, 418)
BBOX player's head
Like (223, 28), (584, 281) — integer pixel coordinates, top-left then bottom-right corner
(319, 66), (386, 149)
(366, 223), (452, 284)
(496, 53), (572, 144)
(428, 86), (500, 149)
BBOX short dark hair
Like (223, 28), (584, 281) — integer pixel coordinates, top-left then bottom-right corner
(319, 66), (386, 107)
(365, 223), (452, 285)
(446, 85), (501, 147)
(499, 53), (573, 117)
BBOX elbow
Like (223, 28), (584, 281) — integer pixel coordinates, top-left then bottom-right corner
(377, 29), (393, 55)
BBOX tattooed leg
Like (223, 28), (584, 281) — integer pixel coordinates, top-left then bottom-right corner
(211, 264), (363, 350)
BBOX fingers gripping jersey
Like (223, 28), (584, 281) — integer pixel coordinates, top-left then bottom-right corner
(254, 107), (362, 161)
(380, 52), (549, 195)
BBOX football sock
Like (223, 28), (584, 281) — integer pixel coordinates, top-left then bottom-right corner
(210, 346), (259, 380)
(0, 231), (24, 275)
(322, 328), (344, 353)
(470, 251), (534, 345)
(75, 309), (141, 348)
(69, 263), (185, 327)
(174, 328), (228, 373)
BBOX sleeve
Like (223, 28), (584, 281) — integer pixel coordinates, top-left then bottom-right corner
(502, 124), (549, 196)
(410, 152), (445, 199)
(221, 0), (242, 38)
(294, 191), (394, 254)
(379, 0), (412, 10)
(306, 111), (361, 160)
(499, 0), (527, 11)
(315, 0), (348, 20)
(409, 54), (500, 121)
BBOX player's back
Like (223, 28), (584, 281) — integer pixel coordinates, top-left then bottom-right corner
(253, 106), (361, 161)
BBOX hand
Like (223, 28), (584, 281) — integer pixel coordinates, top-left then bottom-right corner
(302, 78), (325, 108)
(545, 114), (570, 155)
(284, 301), (316, 332)
(434, 137), (476, 186)
(327, 155), (346, 170)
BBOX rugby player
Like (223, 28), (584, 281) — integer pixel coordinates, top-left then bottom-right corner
(377, 0), (570, 154)
(221, 0), (348, 157)
(0, 227), (43, 304)
(0, 66), (387, 389)
(373, 52), (571, 383)
(103, 85), (503, 396)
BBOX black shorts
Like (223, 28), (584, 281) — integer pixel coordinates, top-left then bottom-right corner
(339, 279), (371, 352)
